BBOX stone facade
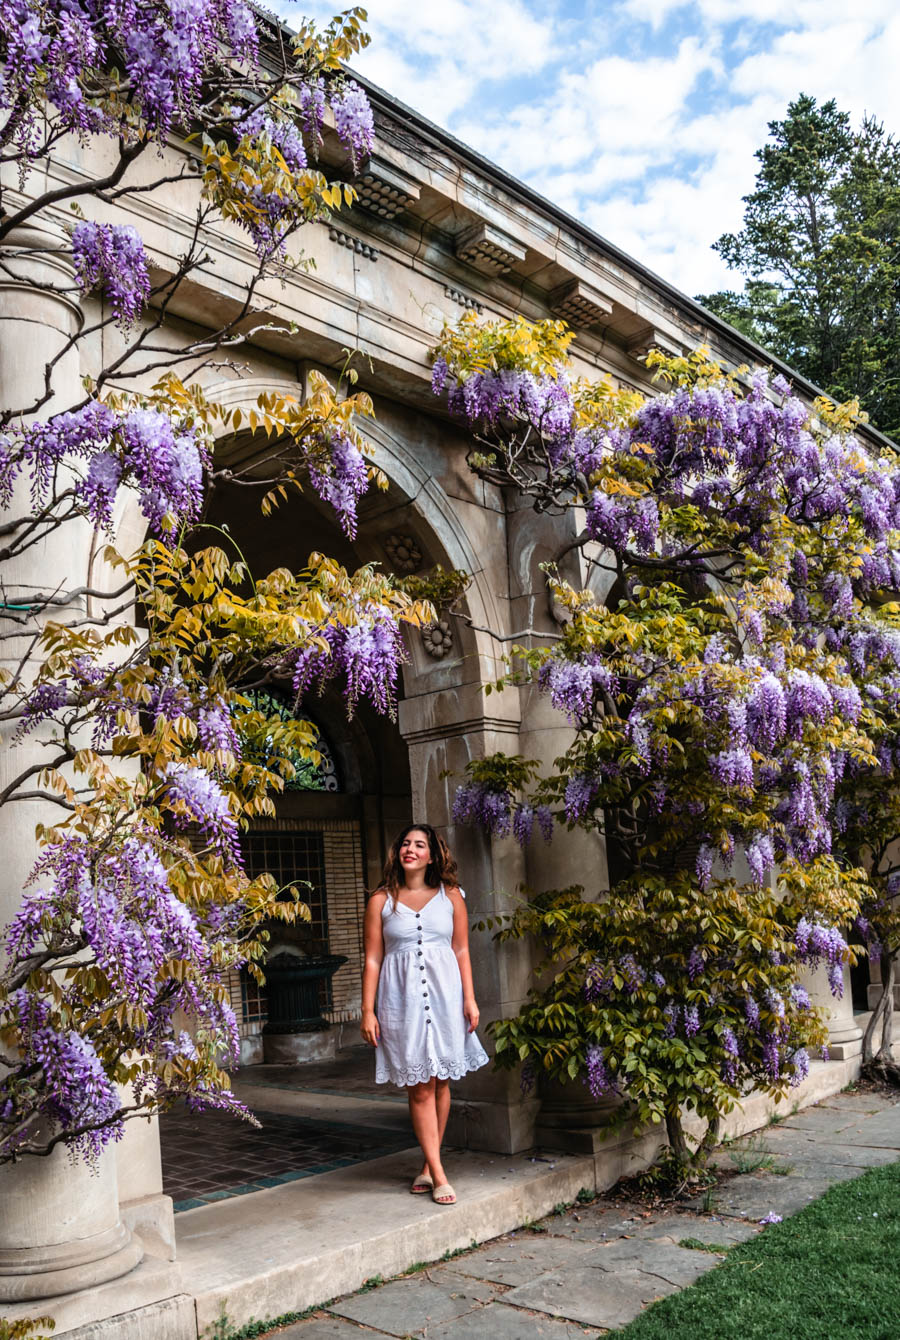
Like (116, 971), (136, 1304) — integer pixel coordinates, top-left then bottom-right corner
(0, 74), (876, 1337)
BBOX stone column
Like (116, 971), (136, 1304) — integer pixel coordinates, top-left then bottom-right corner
(0, 219), (142, 1301)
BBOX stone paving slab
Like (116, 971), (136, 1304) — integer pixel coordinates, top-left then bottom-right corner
(276, 1091), (900, 1339)
(448, 1233), (597, 1286)
(425, 1301), (603, 1339)
(582, 1237), (721, 1286)
(600, 1211), (758, 1246)
(521, 1202), (654, 1243)
(327, 1266), (503, 1336)
(776, 1105), (869, 1135)
(503, 1264), (681, 1330)
(825, 1106), (900, 1146)
(764, 1154), (870, 1182)
(723, 1124), (900, 1165)
(278, 1320), (370, 1339)
(698, 1172), (837, 1220)
(819, 1091), (898, 1113)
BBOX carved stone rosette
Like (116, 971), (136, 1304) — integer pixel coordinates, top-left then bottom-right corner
(421, 620), (453, 659)
(384, 533), (422, 573)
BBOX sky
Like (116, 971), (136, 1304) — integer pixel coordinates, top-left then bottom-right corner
(279, 1), (900, 299)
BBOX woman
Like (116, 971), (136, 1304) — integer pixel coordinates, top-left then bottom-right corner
(361, 824), (489, 1206)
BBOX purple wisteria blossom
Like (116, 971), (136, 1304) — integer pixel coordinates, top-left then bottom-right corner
(687, 946), (704, 981)
(696, 843), (715, 891)
(72, 220), (151, 328)
(564, 774), (599, 823)
(292, 605), (409, 718)
(535, 805), (554, 842)
(794, 918), (847, 996)
(238, 105), (308, 172)
(746, 833), (774, 886)
(165, 763), (242, 866)
(538, 655), (617, 721)
(452, 781), (511, 838)
(720, 1025), (740, 1082)
(307, 428), (369, 539)
(330, 82), (374, 171)
(0, 0), (260, 148)
(586, 1044), (616, 1099)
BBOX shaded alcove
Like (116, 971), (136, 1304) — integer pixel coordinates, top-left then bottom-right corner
(203, 439), (428, 1060)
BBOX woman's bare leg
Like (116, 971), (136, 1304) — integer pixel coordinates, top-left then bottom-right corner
(407, 1078), (447, 1188)
(415, 1078), (451, 1182)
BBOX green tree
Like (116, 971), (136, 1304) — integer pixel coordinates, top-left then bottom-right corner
(698, 95), (900, 440)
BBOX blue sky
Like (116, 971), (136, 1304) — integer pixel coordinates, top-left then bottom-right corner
(279, 1), (900, 297)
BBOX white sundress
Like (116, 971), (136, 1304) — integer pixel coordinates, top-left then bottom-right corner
(375, 884), (490, 1088)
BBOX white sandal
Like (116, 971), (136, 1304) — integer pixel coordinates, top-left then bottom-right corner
(432, 1183), (456, 1205)
(411, 1172), (434, 1194)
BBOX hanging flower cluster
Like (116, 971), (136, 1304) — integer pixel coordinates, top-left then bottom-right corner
(4, 398), (209, 534)
(433, 321), (894, 1166)
(0, 0), (259, 147)
(1, 828), (246, 1163)
(72, 220), (152, 328)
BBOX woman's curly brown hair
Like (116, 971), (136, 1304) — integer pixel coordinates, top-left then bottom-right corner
(377, 823), (459, 900)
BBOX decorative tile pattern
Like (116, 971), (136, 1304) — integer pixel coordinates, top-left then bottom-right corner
(160, 1106), (412, 1212)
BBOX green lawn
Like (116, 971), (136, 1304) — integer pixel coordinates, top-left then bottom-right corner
(620, 1162), (900, 1340)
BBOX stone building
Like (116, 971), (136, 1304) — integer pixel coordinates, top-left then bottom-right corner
(0, 70), (877, 1338)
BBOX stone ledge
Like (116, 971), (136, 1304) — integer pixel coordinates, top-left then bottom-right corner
(177, 1147), (597, 1334)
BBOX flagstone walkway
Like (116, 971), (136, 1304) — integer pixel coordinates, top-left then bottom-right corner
(269, 1086), (900, 1338)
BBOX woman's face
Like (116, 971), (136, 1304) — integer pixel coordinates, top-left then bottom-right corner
(399, 829), (432, 877)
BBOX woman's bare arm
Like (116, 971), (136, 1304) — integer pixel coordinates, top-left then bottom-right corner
(447, 886), (480, 1033)
(361, 890), (387, 1045)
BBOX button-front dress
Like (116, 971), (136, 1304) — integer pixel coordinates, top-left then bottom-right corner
(375, 884), (490, 1087)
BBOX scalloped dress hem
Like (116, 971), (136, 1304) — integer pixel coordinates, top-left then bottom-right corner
(375, 1053), (490, 1089)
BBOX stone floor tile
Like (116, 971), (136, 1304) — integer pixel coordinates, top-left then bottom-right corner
(505, 1265), (678, 1330)
(764, 1155), (865, 1183)
(820, 1092), (898, 1113)
(779, 1106), (868, 1135)
(582, 1237), (720, 1286)
(828, 1105), (900, 1148)
(425, 1300), (603, 1339)
(448, 1234), (597, 1286)
(327, 1268), (501, 1337)
(621, 1212), (759, 1246)
(537, 1202), (657, 1242)
(159, 1103), (413, 1210)
(278, 1318), (381, 1339)
(723, 1125), (891, 1166)
(698, 1172), (836, 1220)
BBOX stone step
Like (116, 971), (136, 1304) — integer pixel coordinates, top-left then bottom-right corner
(177, 1146), (599, 1334)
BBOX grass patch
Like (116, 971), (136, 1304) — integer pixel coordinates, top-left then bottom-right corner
(678, 1238), (731, 1254)
(619, 1162), (900, 1340)
(727, 1135), (777, 1175)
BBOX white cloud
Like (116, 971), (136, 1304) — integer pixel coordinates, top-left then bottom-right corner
(277, 2), (900, 295)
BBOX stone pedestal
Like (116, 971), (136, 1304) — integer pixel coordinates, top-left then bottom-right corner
(263, 1029), (338, 1064)
(533, 1073), (624, 1154)
(801, 961), (864, 1061)
(0, 1144), (143, 1302)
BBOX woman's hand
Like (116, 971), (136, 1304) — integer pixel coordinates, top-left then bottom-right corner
(360, 1008), (380, 1046)
(464, 997), (480, 1033)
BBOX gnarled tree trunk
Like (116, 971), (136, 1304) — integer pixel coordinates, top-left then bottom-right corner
(862, 949), (900, 1085)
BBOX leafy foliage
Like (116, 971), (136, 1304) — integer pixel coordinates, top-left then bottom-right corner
(433, 313), (900, 1165)
(0, 6), (440, 1166)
